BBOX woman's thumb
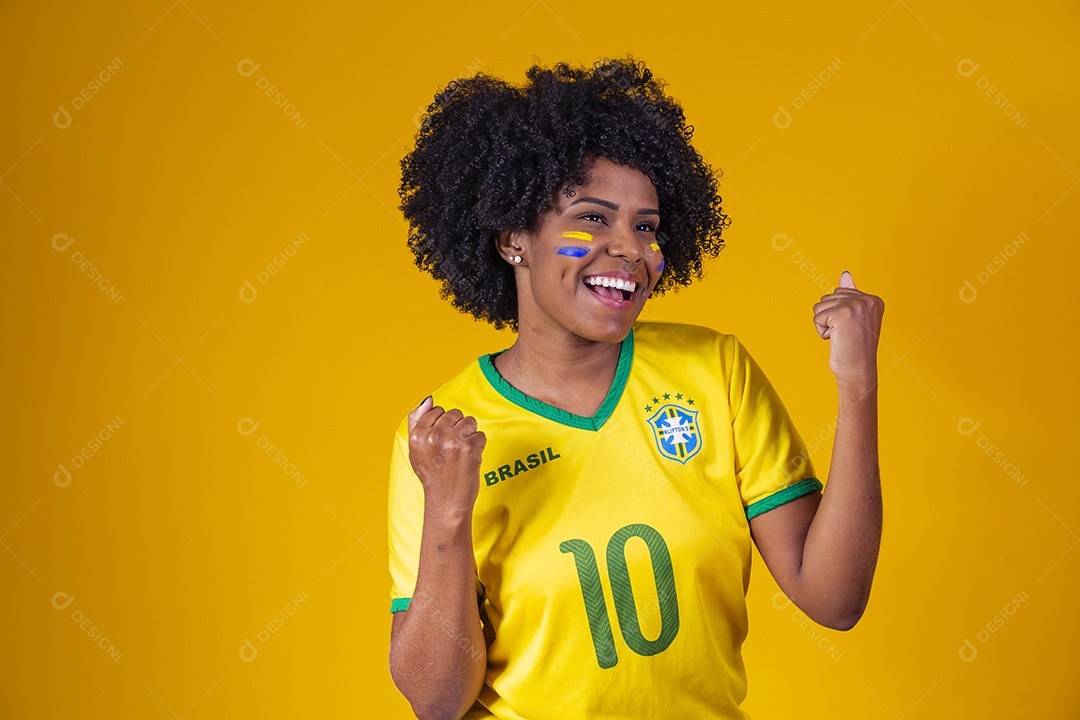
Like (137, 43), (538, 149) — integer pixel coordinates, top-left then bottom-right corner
(407, 396), (433, 433)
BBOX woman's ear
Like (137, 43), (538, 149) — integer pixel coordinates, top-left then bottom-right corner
(495, 228), (527, 267)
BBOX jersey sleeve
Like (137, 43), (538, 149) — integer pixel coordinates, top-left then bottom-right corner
(726, 334), (823, 519)
(386, 417), (485, 613)
(387, 422), (425, 613)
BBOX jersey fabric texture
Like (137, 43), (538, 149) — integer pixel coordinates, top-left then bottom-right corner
(386, 320), (822, 719)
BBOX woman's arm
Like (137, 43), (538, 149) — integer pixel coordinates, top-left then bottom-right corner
(389, 510), (486, 720)
(389, 397), (488, 720)
(749, 271), (885, 630)
(749, 381), (881, 630)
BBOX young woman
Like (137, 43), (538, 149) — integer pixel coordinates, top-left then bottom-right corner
(386, 57), (884, 720)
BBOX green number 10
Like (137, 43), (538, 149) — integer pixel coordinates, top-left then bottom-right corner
(559, 523), (680, 669)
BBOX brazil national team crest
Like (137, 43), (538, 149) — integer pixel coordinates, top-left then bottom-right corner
(647, 403), (702, 464)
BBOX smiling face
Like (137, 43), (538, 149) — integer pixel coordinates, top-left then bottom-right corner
(498, 156), (666, 344)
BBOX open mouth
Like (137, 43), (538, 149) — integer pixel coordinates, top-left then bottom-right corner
(583, 276), (637, 304)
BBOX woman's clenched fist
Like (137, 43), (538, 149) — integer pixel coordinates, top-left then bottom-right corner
(407, 396), (487, 515)
(811, 270), (885, 392)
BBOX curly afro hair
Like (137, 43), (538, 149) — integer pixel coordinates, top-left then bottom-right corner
(398, 56), (731, 331)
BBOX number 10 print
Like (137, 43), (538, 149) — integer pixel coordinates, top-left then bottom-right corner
(560, 523), (680, 669)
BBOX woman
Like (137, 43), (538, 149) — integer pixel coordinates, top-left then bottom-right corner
(387, 57), (884, 720)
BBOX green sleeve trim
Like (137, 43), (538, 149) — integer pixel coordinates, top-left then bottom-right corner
(477, 328), (634, 431)
(390, 597), (411, 613)
(745, 477), (823, 520)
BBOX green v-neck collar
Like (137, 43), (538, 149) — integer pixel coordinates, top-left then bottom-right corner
(477, 329), (635, 432)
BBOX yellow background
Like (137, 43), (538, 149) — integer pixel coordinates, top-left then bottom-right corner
(2, 1), (1077, 717)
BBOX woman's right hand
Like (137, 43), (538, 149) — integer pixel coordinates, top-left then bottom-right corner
(406, 396), (487, 516)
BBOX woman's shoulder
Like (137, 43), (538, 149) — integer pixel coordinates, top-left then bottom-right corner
(631, 319), (736, 352)
(391, 354), (493, 437)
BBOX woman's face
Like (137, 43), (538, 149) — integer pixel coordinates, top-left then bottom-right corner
(507, 156), (665, 345)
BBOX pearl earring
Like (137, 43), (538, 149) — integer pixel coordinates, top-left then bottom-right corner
(509, 255), (522, 263)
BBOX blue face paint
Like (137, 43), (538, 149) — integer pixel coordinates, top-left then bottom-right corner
(556, 246), (589, 257)
(657, 259), (665, 272)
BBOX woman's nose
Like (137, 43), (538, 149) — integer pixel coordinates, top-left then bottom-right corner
(607, 222), (645, 262)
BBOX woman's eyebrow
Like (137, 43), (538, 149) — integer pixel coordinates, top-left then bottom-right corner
(565, 196), (660, 215)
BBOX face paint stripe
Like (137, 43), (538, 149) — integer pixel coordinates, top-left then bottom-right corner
(556, 246), (589, 257)
(560, 230), (593, 242)
(649, 242), (660, 251)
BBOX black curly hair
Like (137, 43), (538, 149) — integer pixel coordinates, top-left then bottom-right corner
(398, 56), (731, 331)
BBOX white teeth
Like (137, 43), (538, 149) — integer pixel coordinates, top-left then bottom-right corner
(584, 276), (637, 294)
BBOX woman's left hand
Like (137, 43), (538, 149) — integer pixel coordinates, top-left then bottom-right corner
(812, 271), (885, 391)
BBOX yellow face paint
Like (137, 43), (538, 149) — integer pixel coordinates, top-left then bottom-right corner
(649, 243), (661, 252)
(560, 230), (593, 242)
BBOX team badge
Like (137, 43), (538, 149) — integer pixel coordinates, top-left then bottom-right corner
(647, 403), (702, 464)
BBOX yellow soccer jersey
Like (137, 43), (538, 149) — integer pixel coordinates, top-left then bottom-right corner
(387, 320), (822, 719)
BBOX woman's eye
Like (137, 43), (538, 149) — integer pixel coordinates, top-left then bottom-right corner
(575, 213), (657, 233)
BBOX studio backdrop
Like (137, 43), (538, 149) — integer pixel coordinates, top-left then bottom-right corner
(2, 1), (1077, 717)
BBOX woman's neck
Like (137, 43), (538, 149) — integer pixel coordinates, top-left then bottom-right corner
(494, 326), (626, 418)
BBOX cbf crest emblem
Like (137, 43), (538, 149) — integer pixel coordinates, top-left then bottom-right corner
(647, 403), (702, 464)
